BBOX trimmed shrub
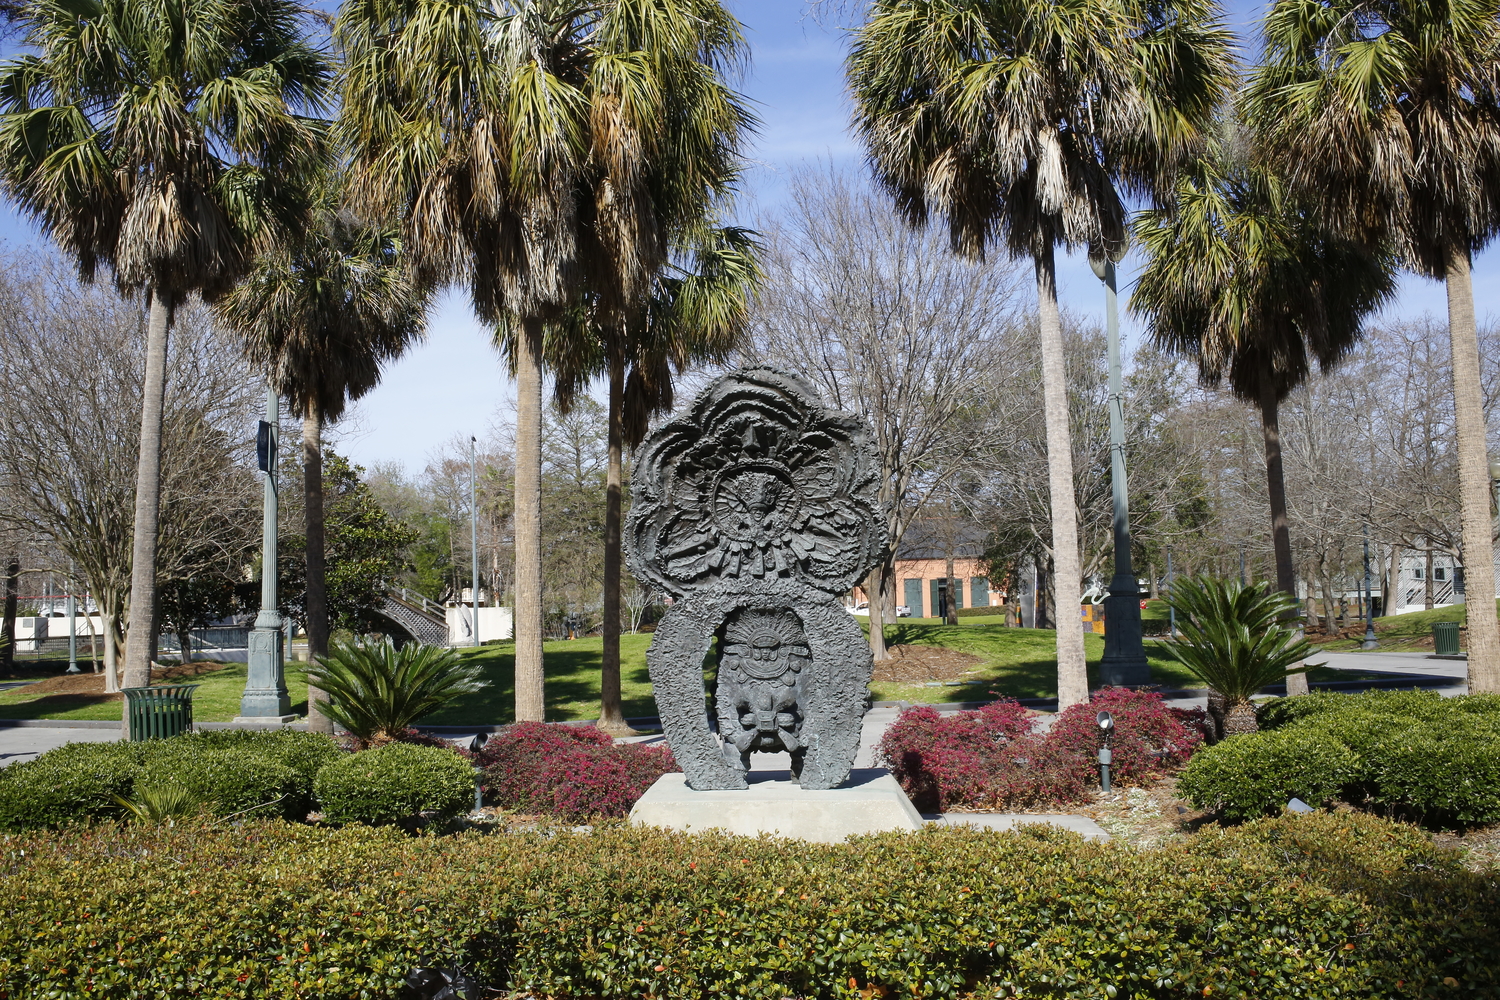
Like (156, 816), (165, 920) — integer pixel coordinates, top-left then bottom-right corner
(0, 813), (1495, 998)
(1177, 727), (1361, 821)
(880, 691), (1203, 812)
(0, 729), (343, 831)
(482, 722), (678, 820)
(314, 742), (475, 825)
(0, 741), (142, 832)
(137, 747), (302, 820)
(1245, 690), (1500, 827)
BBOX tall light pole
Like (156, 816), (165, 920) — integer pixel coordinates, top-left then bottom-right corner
(1090, 250), (1150, 686)
(238, 387), (292, 721)
(470, 435), (480, 647)
(1362, 525), (1379, 649)
(65, 559), (79, 674)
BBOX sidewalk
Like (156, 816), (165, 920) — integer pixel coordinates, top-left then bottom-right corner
(0, 724), (120, 767)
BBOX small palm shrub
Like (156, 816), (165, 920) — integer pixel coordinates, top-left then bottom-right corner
(307, 639), (485, 747)
(112, 782), (206, 824)
(1163, 576), (1313, 735)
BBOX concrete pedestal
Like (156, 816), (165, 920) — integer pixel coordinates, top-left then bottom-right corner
(629, 768), (924, 843)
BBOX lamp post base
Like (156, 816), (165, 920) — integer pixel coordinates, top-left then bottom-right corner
(1099, 575), (1152, 688)
(240, 623), (291, 719)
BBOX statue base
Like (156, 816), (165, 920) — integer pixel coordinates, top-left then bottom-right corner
(629, 768), (924, 843)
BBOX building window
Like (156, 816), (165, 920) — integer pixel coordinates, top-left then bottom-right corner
(1434, 567), (1446, 581)
(903, 578), (924, 618)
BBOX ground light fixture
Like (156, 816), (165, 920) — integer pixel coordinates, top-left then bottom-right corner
(1096, 710), (1114, 792)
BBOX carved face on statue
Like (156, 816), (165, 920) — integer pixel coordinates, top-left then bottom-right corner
(717, 610), (811, 771)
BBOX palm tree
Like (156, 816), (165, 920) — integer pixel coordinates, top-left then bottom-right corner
(552, 226), (760, 733)
(218, 210), (429, 732)
(847, 0), (1234, 708)
(0, 0), (329, 692)
(1132, 132), (1396, 696)
(1244, 0), (1500, 694)
(338, 0), (751, 722)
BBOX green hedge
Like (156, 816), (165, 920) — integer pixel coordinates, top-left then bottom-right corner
(1177, 728), (1360, 821)
(1182, 691), (1500, 826)
(313, 741), (474, 825)
(0, 813), (1494, 998)
(0, 730), (343, 831)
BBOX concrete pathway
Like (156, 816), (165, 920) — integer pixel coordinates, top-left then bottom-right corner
(0, 724), (121, 767)
(931, 813), (1109, 840)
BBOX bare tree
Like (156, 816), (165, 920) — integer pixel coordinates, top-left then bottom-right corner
(745, 169), (1026, 658)
(0, 254), (259, 689)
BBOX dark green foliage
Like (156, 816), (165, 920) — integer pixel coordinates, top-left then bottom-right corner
(0, 730), (342, 831)
(307, 638), (486, 745)
(0, 741), (142, 831)
(1162, 575), (1311, 703)
(137, 746), (302, 820)
(1186, 690), (1500, 827)
(1177, 728), (1360, 821)
(1, 813), (1496, 998)
(313, 742), (474, 826)
(280, 453), (420, 634)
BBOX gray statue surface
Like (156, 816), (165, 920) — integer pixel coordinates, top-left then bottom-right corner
(626, 367), (885, 790)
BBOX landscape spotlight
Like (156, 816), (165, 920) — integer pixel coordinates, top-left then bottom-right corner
(1096, 711), (1114, 792)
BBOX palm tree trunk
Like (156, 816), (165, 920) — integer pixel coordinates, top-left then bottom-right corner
(597, 354), (634, 735)
(513, 315), (546, 721)
(121, 289), (173, 697)
(1258, 386), (1309, 697)
(1446, 249), (1500, 693)
(1035, 248), (1089, 710)
(1222, 697), (1258, 736)
(302, 402), (332, 734)
(102, 611), (120, 694)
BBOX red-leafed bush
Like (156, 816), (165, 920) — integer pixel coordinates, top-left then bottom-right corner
(879, 690), (1205, 812)
(481, 722), (678, 821)
(1044, 688), (1205, 786)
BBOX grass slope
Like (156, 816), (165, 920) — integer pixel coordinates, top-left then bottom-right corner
(0, 663), (311, 723)
(1312, 599), (1500, 652)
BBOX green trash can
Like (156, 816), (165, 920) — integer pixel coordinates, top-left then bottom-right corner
(121, 684), (199, 741)
(1433, 621), (1461, 656)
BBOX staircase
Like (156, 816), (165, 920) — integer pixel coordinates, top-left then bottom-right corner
(379, 588), (449, 646)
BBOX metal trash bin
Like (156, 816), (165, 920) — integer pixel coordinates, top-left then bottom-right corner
(121, 684), (199, 741)
(1433, 621), (1461, 657)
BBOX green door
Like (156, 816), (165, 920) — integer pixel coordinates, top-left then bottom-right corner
(903, 578), (924, 618)
(970, 576), (989, 609)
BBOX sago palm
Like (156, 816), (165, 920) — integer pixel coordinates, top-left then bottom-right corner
(307, 638), (485, 746)
(552, 224), (760, 732)
(1163, 575), (1313, 735)
(0, 0), (330, 691)
(1244, 0), (1500, 693)
(848, 0), (1234, 708)
(218, 208), (430, 732)
(1132, 129), (1396, 696)
(338, 0), (752, 722)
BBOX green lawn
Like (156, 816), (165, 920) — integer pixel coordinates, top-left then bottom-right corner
(1312, 600), (1498, 652)
(0, 617), (1375, 726)
(0, 662), (311, 723)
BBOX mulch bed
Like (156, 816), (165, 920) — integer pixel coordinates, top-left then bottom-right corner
(7, 661), (233, 699)
(872, 645), (984, 684)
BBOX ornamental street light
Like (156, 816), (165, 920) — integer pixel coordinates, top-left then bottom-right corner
(1362, 525), (1379, 649)
(237, 387), (292, 722)
(1090, 247), (1149, 687)
(470, 435), (480, 647)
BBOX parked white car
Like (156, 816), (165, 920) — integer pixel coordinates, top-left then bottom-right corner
(846, 602), (912, 617)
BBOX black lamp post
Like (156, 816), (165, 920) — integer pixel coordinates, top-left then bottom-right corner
(1362, 525), (1378, 649)
(1090, 248), (1149, 687)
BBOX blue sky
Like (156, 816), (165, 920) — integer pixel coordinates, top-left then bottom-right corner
(0, 0), (1492, 473)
